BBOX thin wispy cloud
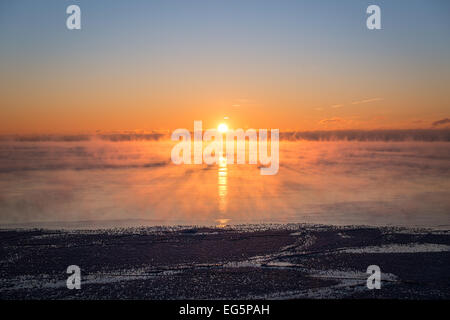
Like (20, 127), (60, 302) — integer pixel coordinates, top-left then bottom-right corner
(315, 98), (383, 111)
(351, 98), (384, 105)
(231, 98), (258, 108)
(319, 117), (344, 125)
(432, 118), (450, 127)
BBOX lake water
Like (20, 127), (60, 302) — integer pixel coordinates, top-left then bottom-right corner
(0, 139), (449, 229)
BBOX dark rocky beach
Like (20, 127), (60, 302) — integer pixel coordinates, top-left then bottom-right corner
(0, 224), (449, 299)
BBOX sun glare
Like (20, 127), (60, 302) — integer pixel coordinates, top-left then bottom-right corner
(218, 123), (228, 133)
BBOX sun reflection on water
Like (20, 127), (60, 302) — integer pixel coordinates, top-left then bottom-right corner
(217, 154), (229, 227)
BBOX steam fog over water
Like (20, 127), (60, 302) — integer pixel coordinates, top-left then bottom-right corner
(0, 135), (449, 229)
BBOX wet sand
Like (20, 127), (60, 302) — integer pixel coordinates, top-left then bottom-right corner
(0, 224), (449, 299)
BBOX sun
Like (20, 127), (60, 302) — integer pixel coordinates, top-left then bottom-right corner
(218, 123), (228, 133)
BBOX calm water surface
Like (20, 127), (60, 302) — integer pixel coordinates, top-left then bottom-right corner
(0, 140), (449, 229)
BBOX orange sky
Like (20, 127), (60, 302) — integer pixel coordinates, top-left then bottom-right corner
(1, 66), (448, 133)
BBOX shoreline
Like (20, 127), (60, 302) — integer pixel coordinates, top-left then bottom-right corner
(1, 223), (449, 299)
(2, 220), (450, 232)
